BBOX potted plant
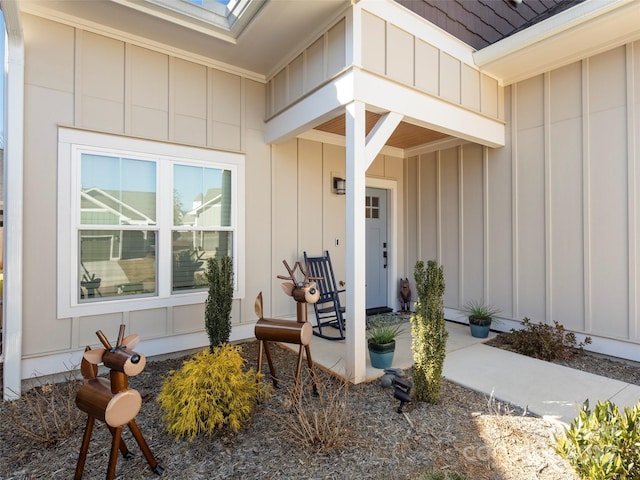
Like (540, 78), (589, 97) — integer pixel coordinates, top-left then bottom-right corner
(462, 299), (500, 338)
(367, 319), (402, 369)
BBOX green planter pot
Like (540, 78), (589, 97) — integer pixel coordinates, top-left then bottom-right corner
(368, 340), (396, 369)
(469, 322), (491, 338)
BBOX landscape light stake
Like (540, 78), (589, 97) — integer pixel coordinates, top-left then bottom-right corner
(393, 376), (412, 413)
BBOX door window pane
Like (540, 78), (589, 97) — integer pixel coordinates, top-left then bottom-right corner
(365, 195), (380, 219)
(79, 230), (156, 301)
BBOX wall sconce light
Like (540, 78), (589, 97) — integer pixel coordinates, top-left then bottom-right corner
(332, 176), (346, 195)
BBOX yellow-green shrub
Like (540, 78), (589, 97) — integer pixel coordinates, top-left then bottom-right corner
(556, 400), (640, 479)
(157, 344), (271, 441)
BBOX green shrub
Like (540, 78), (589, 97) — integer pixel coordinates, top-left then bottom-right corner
(157, 344), (271, 441)
(411, 260), (447, 404)
(556, 400), (640, 479)
(204, 255), (234, 351)
(505, 317), (591, 361)
(366, 318), (402, 344)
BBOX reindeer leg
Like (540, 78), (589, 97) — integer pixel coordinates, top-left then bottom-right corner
(74, 415), (95, 480)
(293, 345), (306, 398)
(304, 344), (319, 396)
(127, 419), (164, 475)
(106, 426), (122, 480)
(263, 342), (280, 388)
(257, 340), (264, 377)
(108, 425), (133, 459)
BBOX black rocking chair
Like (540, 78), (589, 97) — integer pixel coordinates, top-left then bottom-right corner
(303, 251), (346, 340)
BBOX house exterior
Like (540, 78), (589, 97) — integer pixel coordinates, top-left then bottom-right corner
(2, 0), (639, 399)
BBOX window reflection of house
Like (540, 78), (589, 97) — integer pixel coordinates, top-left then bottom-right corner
(80, 186), (156, 300)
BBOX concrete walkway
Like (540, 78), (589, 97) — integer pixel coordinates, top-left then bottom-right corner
(301, 320), (640, 425)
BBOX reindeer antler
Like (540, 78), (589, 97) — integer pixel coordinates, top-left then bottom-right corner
(277, 260), (320, 285)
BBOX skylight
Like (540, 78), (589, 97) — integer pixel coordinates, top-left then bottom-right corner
(131, 0), (265, 42)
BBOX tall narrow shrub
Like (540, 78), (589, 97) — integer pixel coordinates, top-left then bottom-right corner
(411, 260), (447, 403)
(205, 255), (234, 351)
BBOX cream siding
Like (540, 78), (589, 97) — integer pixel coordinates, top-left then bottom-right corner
(327, 20), (346, 78)
(267, 18), (348, 118)
(415, 39), (439, 96)
(266, 5), (503, 128)
(20, 14), (273, 357)
(79, 32), (126, 133)
(11, 3), (640, 384)
(386, 24), (414, 86)
(407, 41), (640, 349)
(361, 11), (386, 76)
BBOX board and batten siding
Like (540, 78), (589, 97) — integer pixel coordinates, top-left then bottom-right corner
(21, 13), (269, 356)
(270, 137), (405, 317)
(407, 42), (640, 350)
(266, 18), (347, 118)
(20, 12), (406, 365)
(266, 4), (502, 126)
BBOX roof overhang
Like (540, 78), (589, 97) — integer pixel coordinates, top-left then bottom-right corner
(18, 0), (350, 79)
(111, 0), (267, 44)
(474, 0), (640, 86)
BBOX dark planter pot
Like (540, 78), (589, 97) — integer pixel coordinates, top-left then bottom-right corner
(368, 340), (396, 369)
(469, 317), (492, 338)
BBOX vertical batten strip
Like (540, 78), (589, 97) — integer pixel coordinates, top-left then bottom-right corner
(458, 146), (464, 306)
(626, 43), (637, 340)
(582, 58), (592, 333)
(544, 72), (552, 325)
(240, 76), (246, 152)
(124, 43), (132, 135)
(483, 146), (489, 302)
(511, 84), (519, 319)
(415, 155), (421, 260)
(207, 67), (213, 147)
(74, 29), (82, 126)
(168, 56), (175, 141)
(436, 150), (442, 264)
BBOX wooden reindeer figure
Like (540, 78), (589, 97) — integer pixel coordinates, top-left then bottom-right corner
(254, 260), (320, 394)
(75, 325), (164, 480)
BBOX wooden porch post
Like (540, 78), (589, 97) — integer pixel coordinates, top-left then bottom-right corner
(345, 100), (367, 383)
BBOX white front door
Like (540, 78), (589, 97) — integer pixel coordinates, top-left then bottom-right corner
(365, 187), (388, 310)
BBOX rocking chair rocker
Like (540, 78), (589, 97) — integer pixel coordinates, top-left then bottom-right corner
(303, 251), (346, 340)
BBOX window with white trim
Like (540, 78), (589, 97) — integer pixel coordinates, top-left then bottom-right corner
(57, 128), (245, 318)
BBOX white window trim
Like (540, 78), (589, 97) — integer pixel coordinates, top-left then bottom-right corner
(57, 127), (245, 318)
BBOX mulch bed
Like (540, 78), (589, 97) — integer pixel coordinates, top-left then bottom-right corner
(485, 332), (640, 386)
(3, 335), (624, 479)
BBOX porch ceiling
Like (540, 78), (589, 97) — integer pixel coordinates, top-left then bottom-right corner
(314, 111), (450, 150)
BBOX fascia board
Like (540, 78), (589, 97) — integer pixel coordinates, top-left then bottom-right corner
(265, 69), (355, 144)
(474, 0), (640, 85)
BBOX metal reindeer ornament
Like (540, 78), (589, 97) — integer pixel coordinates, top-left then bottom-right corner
(74, 325), (163, 480)
(254, 260), (320, 394)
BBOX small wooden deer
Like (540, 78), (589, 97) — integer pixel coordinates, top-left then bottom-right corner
(75, 325), (164, 480)
(254, 260), (320, 394)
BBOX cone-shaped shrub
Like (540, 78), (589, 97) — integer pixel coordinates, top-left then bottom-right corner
(411, 260), (447, 404)
(205, 256), (234, 351)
